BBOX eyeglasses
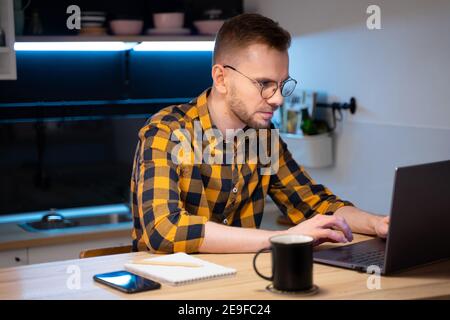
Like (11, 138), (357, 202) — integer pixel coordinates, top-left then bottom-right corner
(223, 65), (297, 99)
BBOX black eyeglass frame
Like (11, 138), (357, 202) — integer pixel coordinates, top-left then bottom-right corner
(223, 65), (298, 99)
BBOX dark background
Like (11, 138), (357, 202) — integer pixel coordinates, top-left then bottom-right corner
(19, 0), (243, 35)
(0, 0), (243, 216)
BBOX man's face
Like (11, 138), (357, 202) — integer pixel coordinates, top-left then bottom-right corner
(225, 43), (289, 129)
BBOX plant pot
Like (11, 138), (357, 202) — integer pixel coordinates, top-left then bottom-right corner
(281, 132), (333, 168)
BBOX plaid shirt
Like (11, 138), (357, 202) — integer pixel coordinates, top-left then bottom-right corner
(130, 88), (353, 253)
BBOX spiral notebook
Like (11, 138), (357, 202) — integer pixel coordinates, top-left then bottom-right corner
(124, 253), (237, 286)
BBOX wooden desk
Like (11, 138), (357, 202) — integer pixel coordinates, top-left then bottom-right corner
(0, 234), (449, 300)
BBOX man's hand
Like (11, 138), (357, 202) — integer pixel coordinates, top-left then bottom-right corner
(374, 216), (390, 238)
(334, 206), (390, 239)
(284, 215), (353, 246)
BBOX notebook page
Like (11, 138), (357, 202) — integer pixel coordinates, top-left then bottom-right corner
(124, 252), (237, 286)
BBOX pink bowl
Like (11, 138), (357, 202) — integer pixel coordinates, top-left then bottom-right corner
(194, 20), (225, 35)
(153, 13), (184, 29)
(109, 20), (143, 35)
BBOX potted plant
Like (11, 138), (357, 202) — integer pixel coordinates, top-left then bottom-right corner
(280, 91), (334, 168)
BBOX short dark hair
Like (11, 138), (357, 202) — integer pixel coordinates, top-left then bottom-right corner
(213, 13), (291, 64)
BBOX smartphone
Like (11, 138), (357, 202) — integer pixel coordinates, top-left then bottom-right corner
(93, 270), (161, 293)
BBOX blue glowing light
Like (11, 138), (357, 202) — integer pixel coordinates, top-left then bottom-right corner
(133, 41), (215, 52)
(14, 42), (138, 51)
(14, 41), (215, 52)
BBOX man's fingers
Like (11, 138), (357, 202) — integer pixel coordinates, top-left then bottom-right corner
(318, 215), (353, 242)
(378, 221), (389, 238)
(316, 229), (348, 244)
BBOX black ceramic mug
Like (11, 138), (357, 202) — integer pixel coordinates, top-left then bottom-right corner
(253, 234), (314, 292)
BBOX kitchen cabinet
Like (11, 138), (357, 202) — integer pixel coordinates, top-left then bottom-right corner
(0, 236), (131, 268)
(0, 220), (133, 268)
(0, 0), (17, 80)
(27, 236), (131, 264)
(0, 248), (28, 268)
(1, 35), (214, 103)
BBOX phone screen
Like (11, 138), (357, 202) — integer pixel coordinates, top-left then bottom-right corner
(94, 270), (161, 293)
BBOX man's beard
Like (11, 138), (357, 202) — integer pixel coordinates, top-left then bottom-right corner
(228, 87), (271, 129)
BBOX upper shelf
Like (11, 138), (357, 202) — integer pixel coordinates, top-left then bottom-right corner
(15, 35), (215, 42)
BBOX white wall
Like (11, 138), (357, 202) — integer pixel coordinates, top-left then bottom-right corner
(246, 0), (450, 214)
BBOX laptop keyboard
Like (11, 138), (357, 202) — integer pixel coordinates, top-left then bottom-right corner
(314, 238), (388, 272)
(342, 250), (385, 267)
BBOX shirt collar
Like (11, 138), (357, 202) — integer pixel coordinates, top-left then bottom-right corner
(191, 87), (215, 132)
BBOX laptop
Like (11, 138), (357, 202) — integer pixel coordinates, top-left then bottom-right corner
(313, 160), (450, 275)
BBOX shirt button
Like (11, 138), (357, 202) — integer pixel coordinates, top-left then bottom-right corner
(232, 187), (238, 193)
(222, 218), (228, 225)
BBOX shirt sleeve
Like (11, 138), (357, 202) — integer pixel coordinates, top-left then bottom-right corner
(268, 135), (354, 224)
(134, 123), (208, 253)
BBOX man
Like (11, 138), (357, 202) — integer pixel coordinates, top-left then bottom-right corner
(130, 13), (389, 254)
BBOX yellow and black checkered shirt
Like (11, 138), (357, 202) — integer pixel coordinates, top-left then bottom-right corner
(130, 88), (353, 253)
